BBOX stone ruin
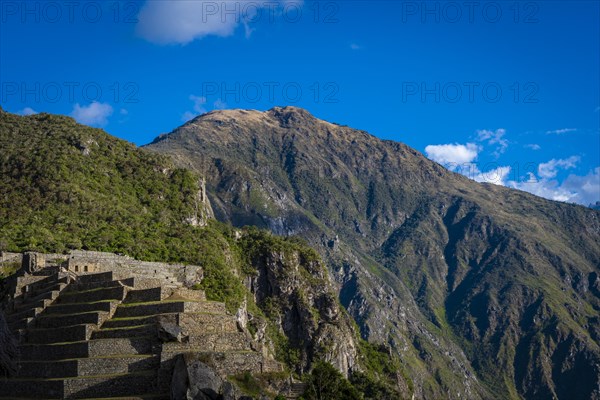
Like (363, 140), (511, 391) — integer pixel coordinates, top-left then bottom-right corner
(0, 250), (294, 399)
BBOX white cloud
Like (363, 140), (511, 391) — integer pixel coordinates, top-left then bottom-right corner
(350, 43), (362, 50)
(136, 0), (299, 45)
(525, 144), (541, 150)
(425, 143), (479, 167)
(545, 128), (576, 135)
(476, 128), (508, 157)
(182, 95), (229, 121)
(507, 168), (599, 205)
(70, 102), (113, 126)
(538, 156), (580, 179)
(18, 107), (37, 116)
(120, 108), (128, 115)
(473, 165), (512, 186)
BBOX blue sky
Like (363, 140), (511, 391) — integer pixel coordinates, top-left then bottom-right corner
(1, 0), (599, 205)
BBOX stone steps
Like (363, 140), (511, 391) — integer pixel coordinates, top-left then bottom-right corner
(26, 324), (94, 344)
(17, 355), (160, 378)
(57, 286), (127, 304)
(92, 324), (156, 340)
(19, 338), (156, 361)
(0, 371), (158, 399)
(288, 382), (308, 398)
(46, 300), (117, 315)
(113, 301), (226, 319)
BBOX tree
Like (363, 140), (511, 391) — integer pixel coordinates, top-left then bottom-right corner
(304, 362), (360, 400)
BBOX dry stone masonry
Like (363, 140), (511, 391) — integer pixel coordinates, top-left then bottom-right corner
(0, 251), (284, 399)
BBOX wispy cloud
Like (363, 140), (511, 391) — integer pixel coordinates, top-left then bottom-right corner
(538, 156), (580, 179)
(71, 102), (113, 126)
(213, 99), (227, 110)
(545, 128), (576, 135)
(476, 128), (508, 157)
(182, 95), (228, 122)
(136, 0), (301, 45)
(350, 43), (363, 50)
(524, 144), (541, 150)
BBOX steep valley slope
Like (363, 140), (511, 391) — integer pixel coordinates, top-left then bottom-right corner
(146, 106), (600, 400)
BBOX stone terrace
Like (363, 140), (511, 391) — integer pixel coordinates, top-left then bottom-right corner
(0, 252), (282, 399)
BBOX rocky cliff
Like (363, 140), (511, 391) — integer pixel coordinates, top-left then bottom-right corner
(146, 106), (600, 399)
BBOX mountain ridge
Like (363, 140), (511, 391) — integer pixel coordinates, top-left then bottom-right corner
(147, 105), (600, 400)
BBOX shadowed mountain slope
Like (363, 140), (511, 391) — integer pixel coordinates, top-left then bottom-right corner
(146, 106), (600, 400)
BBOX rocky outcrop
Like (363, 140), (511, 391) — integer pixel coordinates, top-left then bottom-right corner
(243, 241), (359, 377)
(171, 355), (223, 400)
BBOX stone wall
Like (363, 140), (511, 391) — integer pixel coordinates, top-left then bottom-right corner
(0, 252), (22, 265)
(65, 250), (203, 287)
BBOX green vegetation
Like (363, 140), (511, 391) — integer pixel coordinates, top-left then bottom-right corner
(302, 361), (360, 400)
(0, 262), (19, 279)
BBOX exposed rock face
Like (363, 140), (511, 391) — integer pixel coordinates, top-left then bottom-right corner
(245, 246), (358, 376)
(171, 355), (223, 400)
(147, 106), (600, 399)
(0, 311), (18, 377)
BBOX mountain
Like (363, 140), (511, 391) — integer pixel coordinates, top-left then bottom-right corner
(0, 110), (404, 399)
(146, 106), (600, 400)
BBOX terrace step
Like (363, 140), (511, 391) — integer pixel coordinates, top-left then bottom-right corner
(164, 331), (255, 353)
(57, 286), (127, 304)
(76, 271), (114, 284)
(36, 311), (108, 328)
(26, 324), (94, 344)
(0, 371), (158, 399)
(8, 317), (34, 331)
(24, 273), (63, 293)
(92, 324), (156, 340)
(113, 301), (226, 319)
(19, 338), (156, 361)
(123, 288), (163, 304)
(101, 312), (236, 333)
(6, 306), (43, 323)
(24, 279), (69, 299)
(17, 355), (160, 378)
(14, 289), (62, 309)
(46, 300), (117, 315)
(66, 278), (135, 293)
